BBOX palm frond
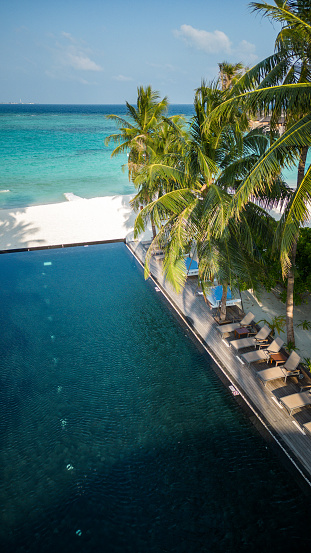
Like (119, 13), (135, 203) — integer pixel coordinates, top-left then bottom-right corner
(230, 112), (311, 215)
(276, 164), (311, 274)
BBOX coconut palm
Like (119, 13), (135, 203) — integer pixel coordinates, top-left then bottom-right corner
(134, 83), (281, 319)
(105, 85), (168, 181)
(204, 1), (311, 343)
(250, 2), (311, 345)
(218, 61), (245, 91)
(130, 114), (188, 211)
(105, 85), (168, 237)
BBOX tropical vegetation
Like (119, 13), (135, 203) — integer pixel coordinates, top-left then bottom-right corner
(106, 0), (311, 342)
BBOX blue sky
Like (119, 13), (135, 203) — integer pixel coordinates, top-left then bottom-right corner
(1, 0), (280, 104)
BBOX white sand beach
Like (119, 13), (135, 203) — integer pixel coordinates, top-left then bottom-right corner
(0, 194), (146, 250)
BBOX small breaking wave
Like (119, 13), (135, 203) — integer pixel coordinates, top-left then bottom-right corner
(0, 189), (10, 193)
(64, 192), (86, 201)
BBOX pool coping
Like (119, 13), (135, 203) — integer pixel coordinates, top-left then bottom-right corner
(0, 238), (125, 255)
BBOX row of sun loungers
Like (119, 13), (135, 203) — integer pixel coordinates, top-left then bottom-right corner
(217, 312), (311, 422)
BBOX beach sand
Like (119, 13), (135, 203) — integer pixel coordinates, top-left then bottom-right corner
(0, 194), (150, 250)
(241, 288), (311, 358)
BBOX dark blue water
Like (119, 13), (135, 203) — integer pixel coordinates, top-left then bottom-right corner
(0, 104), (194, 116)
(0, 243), (310, 553)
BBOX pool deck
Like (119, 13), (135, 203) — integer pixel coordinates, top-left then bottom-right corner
(127, 239), (311, 486)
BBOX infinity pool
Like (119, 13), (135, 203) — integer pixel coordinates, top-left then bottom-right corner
(0, 243), (310, 552)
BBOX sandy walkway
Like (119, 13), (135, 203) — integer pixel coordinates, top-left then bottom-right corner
(241, 288), (311, 359)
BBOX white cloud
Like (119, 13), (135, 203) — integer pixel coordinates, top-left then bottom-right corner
(65, 48), (102, 71)
(47, 33), (103, 78)
(235, 40), (258, 64)
(112, 74), (133, 81)
(174, 24), (231, 54)
(61, 32), (75, 43)
(147, 62), (176, 71)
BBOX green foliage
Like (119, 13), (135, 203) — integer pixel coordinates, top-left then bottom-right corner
(257, 227), (311, 304)
(257, 315), (286, 336)
(303, 357), (311, 372)
(297, 319), (311, 330)
(285, 340), (299, 353)
(296, 227), (311, 291)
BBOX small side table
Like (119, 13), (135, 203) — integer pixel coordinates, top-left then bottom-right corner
(270, 352), (287, 366)
(234, 327), (250, 339)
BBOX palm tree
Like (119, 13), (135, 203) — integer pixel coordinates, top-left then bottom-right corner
(250, 1), (311, 345)
(205, 1), (311, 343)
(218, 61), (245, 90)
(134, 83), (278, 320)
(130, 114), (188, 211)
(105, 85), (168, 180)
(105, 86), (168, 237)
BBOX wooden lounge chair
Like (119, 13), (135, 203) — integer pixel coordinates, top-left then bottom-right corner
(241, 337), (284, 366)
(280, 390), (311, 415)
(230, 325), (271, 351)
(303, 421), (311, 436)
(257, 351), (301, 387)
(217, 312), (255, 335)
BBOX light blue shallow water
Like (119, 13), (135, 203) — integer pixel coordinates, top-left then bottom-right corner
(0, 104), (194, 209)
(0, 243), (310, 553)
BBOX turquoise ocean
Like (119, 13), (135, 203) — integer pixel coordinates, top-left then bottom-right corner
(0, 104), (194, 209)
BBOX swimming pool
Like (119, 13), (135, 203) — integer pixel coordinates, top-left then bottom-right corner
(0, 243), (310, 552)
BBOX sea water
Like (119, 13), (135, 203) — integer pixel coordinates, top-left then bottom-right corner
(0, 104), (193, 209)
(0, 242), (310, 553)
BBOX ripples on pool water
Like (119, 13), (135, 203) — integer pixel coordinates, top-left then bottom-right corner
(0, 243), (310, 553)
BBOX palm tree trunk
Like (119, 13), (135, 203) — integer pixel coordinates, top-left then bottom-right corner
(286, 239), (297, 345)
(220, 282), (228, 321)
(286, 145), (308, 347)
(151, 215), (157, 239)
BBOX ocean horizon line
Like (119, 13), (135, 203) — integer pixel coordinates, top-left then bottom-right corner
(0, 102), (193, 106)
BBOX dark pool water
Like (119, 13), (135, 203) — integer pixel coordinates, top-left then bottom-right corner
(0, 243), (310, 553)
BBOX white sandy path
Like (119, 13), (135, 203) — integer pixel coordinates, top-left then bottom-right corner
(241, 288), (311, 359)
(0, 194), (151, 250)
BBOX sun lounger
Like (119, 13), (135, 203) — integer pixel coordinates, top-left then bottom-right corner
(185, 257), (199, 276)
(241, 337), (284, 365)
(257, 351), (301, 386)
(217, 312), (255, 336)
(230, 325), (271, 351)
(257, 366), (300, 386)
(205, 285), (241, 309)
(280, 390), (311, 415)
(303, 421), (311, 436)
